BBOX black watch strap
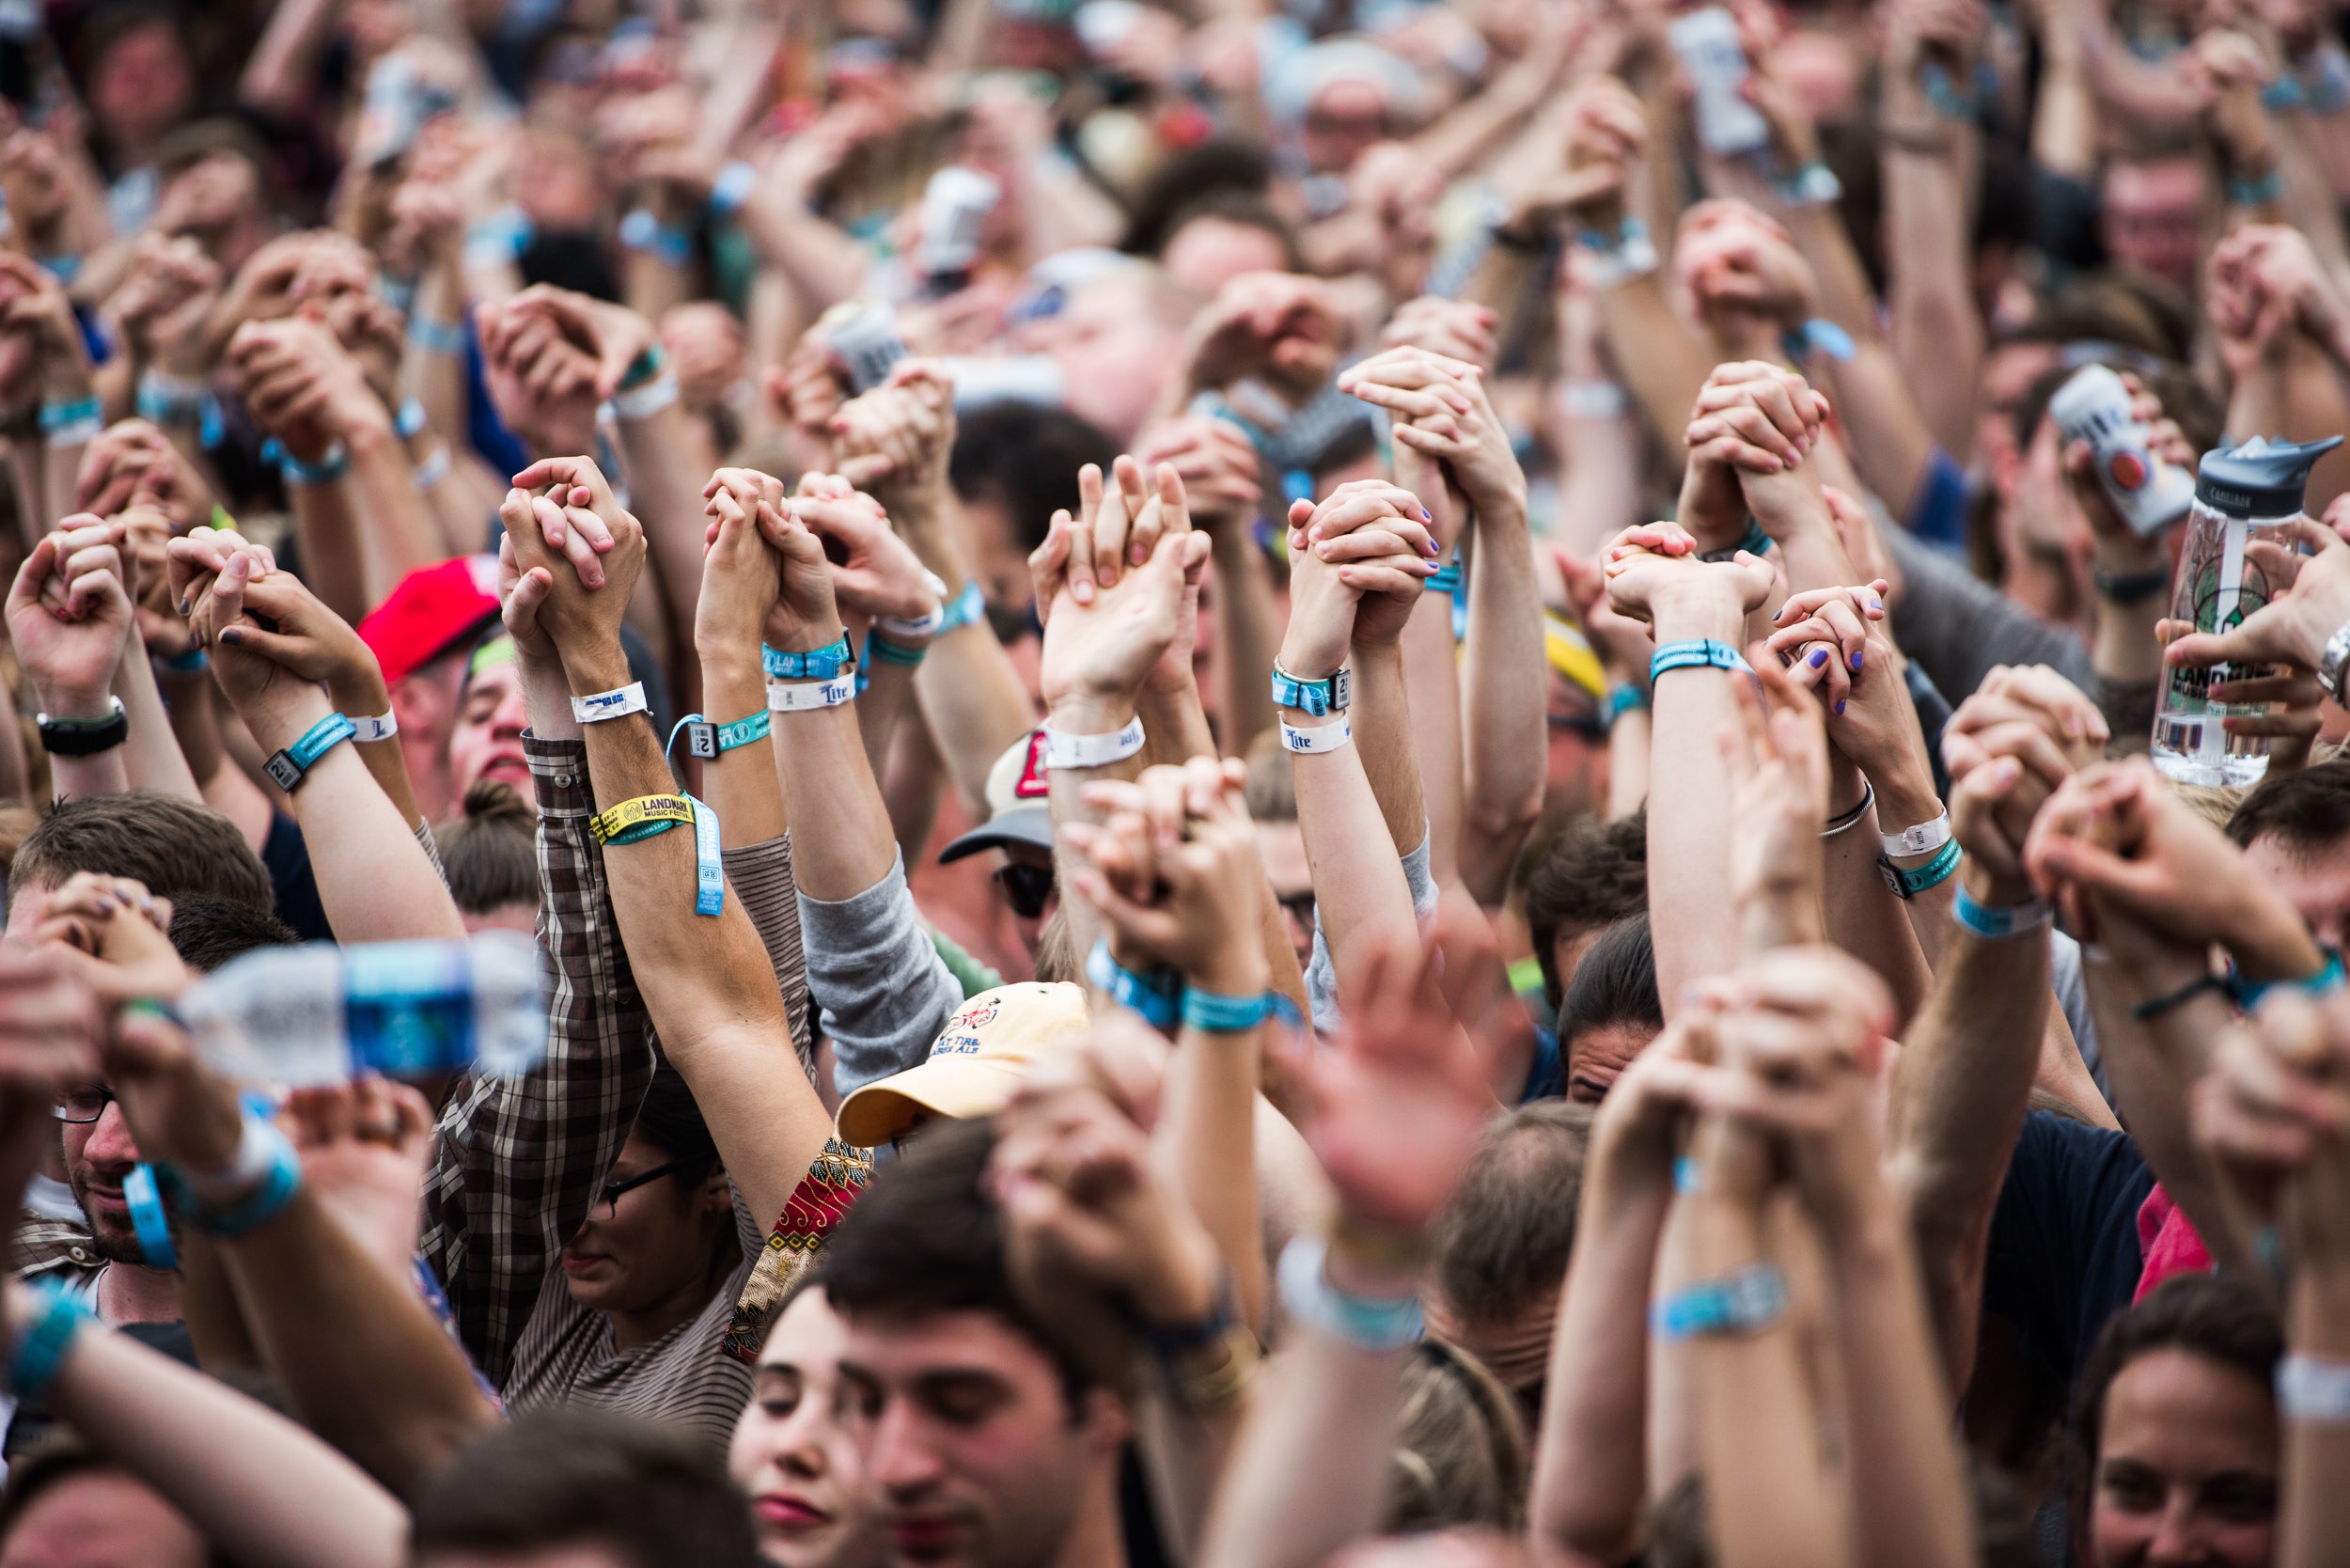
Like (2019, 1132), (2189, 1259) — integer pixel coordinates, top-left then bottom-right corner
(38, 699), (127, 757)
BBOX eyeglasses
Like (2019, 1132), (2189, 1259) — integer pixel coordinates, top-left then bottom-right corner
(54, 1087), (113, 1124)
(595, 1158), (690, 1217)
(993, 863), (1056, 920)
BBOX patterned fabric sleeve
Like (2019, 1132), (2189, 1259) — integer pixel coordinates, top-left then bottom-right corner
(417, 734), (657, 1389)
(721, 834), (813, 1080)
(723, 1140), (874, 1363)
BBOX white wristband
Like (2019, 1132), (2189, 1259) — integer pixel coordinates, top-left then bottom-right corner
(609, 372), (681, 422)
(1280, 716), (1354, 754)
(878, 572), (951, 641)
(1042, 715), (1145, 769)
(1880, 809), (1952, 858)
(348, 711), (399, 744)
(1558, 381), (1628, 419)
(2279, 1354), (2350, 1422)
(766, 674), (858, 712)
(571, 682), (649, 724)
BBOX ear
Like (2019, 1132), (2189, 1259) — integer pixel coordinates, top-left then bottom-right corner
(1075, 1382), (1132, 1454)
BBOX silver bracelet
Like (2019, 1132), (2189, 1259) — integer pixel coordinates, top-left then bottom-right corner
(2319, 617), (2350, 705)
(1821, 779), (1875, 837)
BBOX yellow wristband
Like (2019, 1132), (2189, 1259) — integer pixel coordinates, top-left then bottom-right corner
(590, 793), (695, 845)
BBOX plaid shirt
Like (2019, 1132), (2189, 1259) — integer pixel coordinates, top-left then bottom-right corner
(418, 734), (813, 1393)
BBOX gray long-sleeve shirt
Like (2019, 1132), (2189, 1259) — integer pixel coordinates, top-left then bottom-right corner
(798, 850), (964, 1101)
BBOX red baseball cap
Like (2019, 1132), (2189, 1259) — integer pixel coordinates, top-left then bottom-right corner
(358, 556), (504, 686)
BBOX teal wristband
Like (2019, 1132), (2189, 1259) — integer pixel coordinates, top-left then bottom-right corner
(865, 631), (930, 667)
(156, 1109), (304, 1237)
(1086, 938), (1182, 1030)
(1180, 987), (1305, 1034)
(262, 713), (357, 792)
(1878, 839), (1963, 901)
(1700, 517), (1772, 563)
(935, 580), (987, 635)
(1651, 1263), (1788, 1341)
(763, 635), (854, 681)
(2229, 168), (2286, 206)
(1951, 884), (2053, 940)
(1271, 663), (1350, 716)
(1649, 639), (1750, 682)
(615, 342), (668, 393)
(667, 708), (772, 761)
(1423, 556), (1463, 594)
(2231, 948), (2347, 1011)
(274, 441), (351, 486)
(1603, 682), (1650, 729)
(7, 1279), (94, 1401)
(1277, 1234), (1422, 1351)
(37, 394), (101, 436)
(124, 1163), (178, 1269)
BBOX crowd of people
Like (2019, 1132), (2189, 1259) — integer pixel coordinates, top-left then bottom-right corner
(6, 0), (2350, 1564)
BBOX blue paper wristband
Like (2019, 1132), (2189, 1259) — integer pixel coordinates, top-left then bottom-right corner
(689, 796), (725, 918)
(2231, 947), (2347, 1012)
(1086, 938), (1182, 1030)
(1650, 1262), (1788, 1341)
(935, 580), (987, 635)
(124, 1163), (177, 1269)
(1277, 1233), (1422, 1352)
(158, 1108), (304, 1238)
(1649, 639), (1750, 682)
(1951, 884), (2053, 941)
(7, 1279), (94, 1402)
(763, 635), (854, 681)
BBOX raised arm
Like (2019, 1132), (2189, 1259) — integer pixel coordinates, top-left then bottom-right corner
(505, 458), (831, 1233)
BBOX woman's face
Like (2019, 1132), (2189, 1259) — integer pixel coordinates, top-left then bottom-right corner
(560, 1135), (728, 1317)
(2092, 1347), (2278, 1568)
(728, 1291), (885, 1568)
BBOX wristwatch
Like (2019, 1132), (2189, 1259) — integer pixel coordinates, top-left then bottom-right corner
(38, 698), (128, 757)
(2320, 617), (2350, 705)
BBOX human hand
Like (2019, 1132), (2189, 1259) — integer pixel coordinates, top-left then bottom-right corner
(1063, 755), (1270, 996)
(2060, 370), (2194, 560)
(227, 312), (386, 457)
(498, 283), (662, 402)
(190, 550), (337, 738)
(1762, 579), (1891, 717)
(2191, 989), (2350, 1263)
(94, 1001), (242, 1177)
(1680, 360), (1832, 550)
(1720, 653), (1831, 937)
(478, 294), (600, 458)
(2164, 515), (2350, 676)
(282, 1076), (437, 1284)
(1554, 77), (1648, 232)
(8, 519), (132, 714)
(1131, 416), (1262, 537)
(1602, 520), (1775, 626)
(831, 360), (958, 498)
(1733, 2), (1823, 168)
(1339, 347), (1528, 523)
(990, 1081), (1222, 1333)
(0, 944), (102, 1152)
(696, 467), (788, 666)
(1035, 505), (1212, 728)
(103, 234), (224, 371)
(0, 252), (89, 401)
(1182, 272), (1346, 400)
(1939, 664), (2106, 889)
(2187, 28), (2281, 176)
(1673, 202), (1818, 343)
(1278, 481), (1441, 666)
(1377, 297), (1498, 375)
(34, 873), (193, 1006)
(197, 559), (389, 718)
(500, 456), (644, 668)
(2220, 225), (2350, 363)
(1559, 546), (1656, 687)
(74, 418), (215, 531)
(0, 125), (69, 248)
(783, 473), (940, 626)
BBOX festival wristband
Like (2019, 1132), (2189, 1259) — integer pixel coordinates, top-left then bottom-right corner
(1698, 518), (1772, 564)
(1087, 938), (1182, 1029)
(767, 674), (858, 712)
(864, 631), (929, 667)
(590, 793), (696, 846)
(1572, 215), (1659, 289)
(274, 441), (351, 486)
(618, 207), (694, 266)
(710, 159), (758, 216)
(153, 647), (208, 677)
(1951, 884), (2054, 940)
(1603, 682), (1649, 729)
(1650, 1263), (1788, 1341)
(347, 711), (398, 744)
(1277, 1233), (1423, 1352)
(37, 394), (101, 446)
(668, 709), (771, 760)
(2229, 167), (2286, 206)
(394, 398), (428, 440)
(609, 370), (681, 421)
(1280, 716), (1354, 754)
(1180, 986), (1303, 1035)
(1423, 555), (1463, 594)
(1270, 663), (1351, 716)
(124, 1163), (177, 1269)
(155, 1106), (303, 1236)
(2279, 1354), (2350, 1422)
(876, 575), (951, 643)
(6, 1280), (94, 1401)
(414, 443), (451, 490)
(763, 635), (855, 681)
(1650, 639), (1750, 682)
(2230, 947), (2347, 1012)
(689, 796), (725, 917)
(1771, 159), (1843, 207)
(934, 579), (988, 635)
(407, 316), (468, 356)
(1880, 809), (1952, 858)
(1042, 715), (1145, 769)
(1877, 839), (1962, 901)
(263, 713), (356, 792)
(571, 682), (650, 724)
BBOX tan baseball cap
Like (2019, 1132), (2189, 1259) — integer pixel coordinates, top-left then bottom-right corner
(835, 981), (1091, 1147)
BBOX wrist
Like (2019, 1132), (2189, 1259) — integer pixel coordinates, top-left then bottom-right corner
(561, 647), (634, 699)
(1188, 949), (1270, 998)
(1275, 636), (1347, 683)
(766, 617), (845, 656)
(249, 688), (335, 756)
(34, 684), (116, 720)
(341, 406), (400, 455)
(326, 671), (391, 720)
(1049, 692), (1138, 734)
(1960, 855), (2034, 908)
(1648, 589), (1746, 645)
(1324, 1213), (1428, 1300)
(2227, 896), (2329, 982)
(1870, 765), (1943, 832)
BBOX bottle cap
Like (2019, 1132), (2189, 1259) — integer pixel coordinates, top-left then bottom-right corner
(2195, 434), (2345, 518)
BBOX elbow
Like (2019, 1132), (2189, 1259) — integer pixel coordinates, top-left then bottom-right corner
(1533, 1489), (1644, 1568)
(1466, 780), (1544, 850)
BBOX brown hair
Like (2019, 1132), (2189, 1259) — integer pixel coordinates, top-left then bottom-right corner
(432, 780), (540, 918)
(2227, 758), (2350, 855)
(1386, 1341), (1529, 1534)
(1522, 814), (1647, 1006)
(1431, 1101), (1592, 1333)
(12, 791), (271, 910)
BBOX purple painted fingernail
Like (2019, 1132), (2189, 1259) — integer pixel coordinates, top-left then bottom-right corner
(1420, 508), (1432, 521)
(1809, 648), (1827, 667)
(1835, 699), (1847, 714)
(1849, 651), (1863, 671)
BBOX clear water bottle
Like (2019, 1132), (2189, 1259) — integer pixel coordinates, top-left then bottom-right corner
(2047, 365), (2195, 537)
(1668, 8), (1772, 156)
(2152, 435), (2343, 785)
(179, 932), (547, 1087)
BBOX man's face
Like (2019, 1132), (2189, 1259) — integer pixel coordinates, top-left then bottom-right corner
(62, 1087), (142, 1263)
(1256, 822), (1313, 972)
(2102, 160), (2204, 292)
(838, 1307), (1123, 1568)
(1047, 280), (1183, 443)
(1161, 218), (1290, 299)
(392, 651), (469, 823)
(994, 845), (1057, 960)
(0, 1468), (209, 1568)
(1977, 341), (2060, 492)
(1563, 1021), (1658, 1105)
(448, 662), (533, 800)
(2243, 832), (2350, 949)
(1303, 80), (1390, 173)
(559, 1135), (728, 1316)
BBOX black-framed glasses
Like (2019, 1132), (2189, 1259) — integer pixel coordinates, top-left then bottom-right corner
(994, 863), (1057, 920)
(54, 1087), (113, 1124)
(595, 1158), (690, 1217)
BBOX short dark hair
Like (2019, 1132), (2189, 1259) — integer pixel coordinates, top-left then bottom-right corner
(2228, 758), (2350, 855)
(822, 1117), (1092, 1403)
(431, 781), (540, 918)
(166, 895), (299, 973)
(2068, 1274), (2280, 1562)
(1431, 1101), (1592, 1331)
(1524, 814), (1648, 1007)
(13, 792), (273, 911)
(631, 1064), (720, 1183)
(1560, 915), (1662, 1050)
(410, 1409), (759, 1568)
(948, 407), (1120, 557)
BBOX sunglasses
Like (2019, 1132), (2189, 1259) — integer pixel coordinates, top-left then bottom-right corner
(994, 863), (1057, 920)
(595, 1158), (691, 1217)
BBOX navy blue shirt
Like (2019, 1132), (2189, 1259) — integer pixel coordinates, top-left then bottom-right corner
(1982, 1111), (2155, 1392)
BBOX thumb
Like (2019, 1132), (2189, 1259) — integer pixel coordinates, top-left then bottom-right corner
(214, 621), (306, 666)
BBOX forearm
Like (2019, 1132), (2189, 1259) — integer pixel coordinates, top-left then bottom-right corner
(2281, 1262), (2350, 1568)
(113, 632), (202, 803)
(345, 421), (446, 607)
(402, 262), (468, 447)
(1596, 276), (1709, 457)
(907, 556), (1039, 818)
(1393, 596), (1460, 883)
(1211, 529), (1281, 759)
(1645, 597), (1747, 1013)
(40, 432), (90, 536)
(1161, 1019), (1268, 1329)
(1606, 709), (1650, 820)
(698, 653), (789, 843)
(857, 657), (920, 787)
(36, 1310), (409, 1568)
(738, 190), (869, 315)
(1458, 504), (1545, 907)
(1823, 768), (1935, 1020)
(772, 680), (898, 902)
(272, 713), (463, 941)
(237, 0), (342, 112)
(220, 1188), (499, 1494)
(287, 481), (376, 628)
(1289, 708), (1418, 992)
(614, 404), (713, 683)
(1883, 138), (1984, 464)
(1825, 1201), (1974, 1568)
